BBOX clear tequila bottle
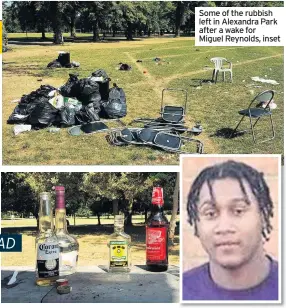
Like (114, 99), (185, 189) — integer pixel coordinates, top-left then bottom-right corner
(54, 186), (79, 276)
(36, 192), (60, 286)
(108, 215), (131, 272)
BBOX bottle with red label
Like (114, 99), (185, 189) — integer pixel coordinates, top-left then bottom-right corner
(146, 184), (169, 271)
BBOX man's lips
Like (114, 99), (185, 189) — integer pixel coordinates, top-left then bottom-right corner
(215, 241), (240, 247)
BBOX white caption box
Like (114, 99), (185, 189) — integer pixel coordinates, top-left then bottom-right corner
(195, 7), (284, 46)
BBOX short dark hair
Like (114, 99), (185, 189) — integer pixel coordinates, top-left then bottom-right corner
(187, 160), (274, 240)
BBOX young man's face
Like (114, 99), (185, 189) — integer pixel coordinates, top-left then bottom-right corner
(196, 177), (264, 269)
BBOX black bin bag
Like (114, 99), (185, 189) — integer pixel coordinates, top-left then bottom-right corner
(90, 69), (110, 101)
(29, 102), (59, 128)
(102, 85), (127, 119)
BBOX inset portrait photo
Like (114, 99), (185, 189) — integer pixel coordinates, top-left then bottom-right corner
(180, 155), (281, 303)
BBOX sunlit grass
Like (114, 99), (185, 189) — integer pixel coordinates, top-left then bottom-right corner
(3, 37), (284, 165)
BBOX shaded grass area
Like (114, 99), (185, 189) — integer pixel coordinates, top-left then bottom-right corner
(1, 223), (179, 267)
(3, 38), (284, 164)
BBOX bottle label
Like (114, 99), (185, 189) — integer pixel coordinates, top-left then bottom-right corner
(146, 227), (167, 261)
(152, 187), (164, 205)
(37, 243), (60, 278)
(109, 241), (128, 267)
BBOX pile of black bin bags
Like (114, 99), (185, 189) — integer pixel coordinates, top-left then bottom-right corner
(7, 69), (127, 129)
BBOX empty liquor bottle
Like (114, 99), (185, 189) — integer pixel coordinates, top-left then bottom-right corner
(108, 215), (131, 272)
(36, 192), (60, 286)
(54, 186), (79, 276)
(146, 185), (169, 271)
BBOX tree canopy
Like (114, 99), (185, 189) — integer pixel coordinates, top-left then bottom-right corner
(1, 172), (177, 225)
(3, 1), (282, 44)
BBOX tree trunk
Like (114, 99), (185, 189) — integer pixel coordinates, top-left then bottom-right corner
(70, 17), (76, 38)
(169, 173), (179, 245)
(41, 29), (46, 40)
(50, 2), (63, 44)
(125, 199), (133, 226)
(126, 23), (133, 40)
(175, 2), (185, 38)
(113, 199), (119, 215)
(97, 213), (101, 225)
(73, 214), (76, 226)
(93, 19), (100, 42)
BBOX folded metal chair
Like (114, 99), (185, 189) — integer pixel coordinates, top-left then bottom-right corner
(232, 90), (275, 143)
(106, 127), (204, 154)
(130, 88), (188, 131)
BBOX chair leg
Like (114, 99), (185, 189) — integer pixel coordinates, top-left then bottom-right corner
(232, 115), (245, 138)
(249, 116), (256, 143)
(223, 71), (225, 82)
(212, 69), (216, 82)
(269, 114), (275, 139)
(253, 115), (275, 142)
(214, 71), (219, 83)
(230, 71), (233, 83)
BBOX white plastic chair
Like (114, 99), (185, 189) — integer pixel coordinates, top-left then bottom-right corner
(210, 57), (233, 83)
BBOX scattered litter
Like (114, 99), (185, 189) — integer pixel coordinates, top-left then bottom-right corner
(10, 99), (20, 104)
(251, 76), (279, 85)
(246, 84), (262, 88)
(48, 127), (61, 133)
(196, 86), (202, 90)
(256, 100), (277, 110)
(13, 124), (32, 135)
(37, 78), (43, 82)
(143, 70), (148, 74)
(136, 60), (143, 63)
(7, 271), (18, 285)
(118, 63), (132, 71)
(153, 57), (161, 62)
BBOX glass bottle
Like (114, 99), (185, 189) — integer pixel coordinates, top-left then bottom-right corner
(36, 192), (60, 286)
(54, 186), (79, 276)
(108, 215), (131, 272)
(146, 185), (169, 271)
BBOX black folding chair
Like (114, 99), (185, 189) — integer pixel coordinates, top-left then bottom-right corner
(232, 90), (275, 143)
(129, 88), (188, 132)
(106, 127), (204, 154)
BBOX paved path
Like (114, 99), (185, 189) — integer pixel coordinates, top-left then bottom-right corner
(1, 265), (179, 303)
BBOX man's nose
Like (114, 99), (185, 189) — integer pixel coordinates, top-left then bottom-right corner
(213, 211), (236, 234)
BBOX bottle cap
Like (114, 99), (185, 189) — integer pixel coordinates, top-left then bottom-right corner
(54, 186), (65, 192)
(55, 186), (65, 209)
(56, 278), (69, 287)
(40, 192), (50, 201)
(152, 186), (164, 205)
(57, 285), (72, 294)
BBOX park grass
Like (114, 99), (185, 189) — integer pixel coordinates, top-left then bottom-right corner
(3, 35), (284, 165)
(1, 217), (179, 267)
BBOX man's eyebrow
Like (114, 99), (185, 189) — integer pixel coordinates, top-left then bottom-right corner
(198, 200), (215, 210)
(230, 197), (251, 205)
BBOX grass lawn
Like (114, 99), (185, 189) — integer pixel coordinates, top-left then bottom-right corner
(3, 34), (284, 165)
(1, 216), (179, 267)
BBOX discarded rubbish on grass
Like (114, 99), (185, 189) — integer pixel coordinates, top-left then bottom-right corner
(7, 69), (127, 130)
(47, 51), (80, 69)
(251, 76), (279, 85)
